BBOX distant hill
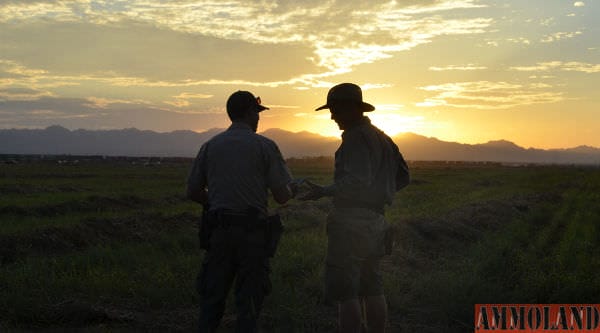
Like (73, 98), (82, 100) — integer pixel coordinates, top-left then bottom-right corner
(1, 125), (600, 164)
(392, 133), (600, 164)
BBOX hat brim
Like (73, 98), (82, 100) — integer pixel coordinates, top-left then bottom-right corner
(314, 102), (375, 112)
(256, 105), (269, 112)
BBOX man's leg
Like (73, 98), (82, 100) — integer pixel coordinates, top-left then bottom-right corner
(198, 263), (235, 332)
(364, 295), (387, 333)
(359, 256), (386, 332)
(234, 230), (270, 333)
(339, 299), (363, 333)
(198, 230), (236, 332)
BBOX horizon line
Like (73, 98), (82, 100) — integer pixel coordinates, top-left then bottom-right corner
(1, 124), (598, 151)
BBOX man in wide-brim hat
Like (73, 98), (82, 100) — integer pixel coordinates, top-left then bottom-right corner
(300, 82), (410, 333)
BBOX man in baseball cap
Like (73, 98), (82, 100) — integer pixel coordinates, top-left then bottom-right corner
(225, 90), (269, 132)
(187, 90), (296, 332)
(301, 82), (410, 333)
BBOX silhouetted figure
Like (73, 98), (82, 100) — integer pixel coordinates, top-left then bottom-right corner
(299, 83), (409, 333)
(187, 91), (295, 332)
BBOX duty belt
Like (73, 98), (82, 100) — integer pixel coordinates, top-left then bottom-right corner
(208, 209), (267, 231)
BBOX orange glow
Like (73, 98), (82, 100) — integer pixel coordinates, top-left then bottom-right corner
(369, 113), (426, 137)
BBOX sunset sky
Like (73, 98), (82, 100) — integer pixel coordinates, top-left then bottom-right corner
(0, 0), (598, 149)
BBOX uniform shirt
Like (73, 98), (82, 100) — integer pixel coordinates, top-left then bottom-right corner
(187, 122), (292, 215)
(327, 116), (409, 208)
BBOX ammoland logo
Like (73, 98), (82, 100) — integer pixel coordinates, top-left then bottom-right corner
(475, 304), (600, 332)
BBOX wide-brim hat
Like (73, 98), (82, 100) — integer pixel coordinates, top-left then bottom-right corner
(227, 90), (269, 113)
(315, 83), (375, 112)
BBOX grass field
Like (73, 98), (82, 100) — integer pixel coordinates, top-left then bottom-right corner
(1, 157), (600, 332)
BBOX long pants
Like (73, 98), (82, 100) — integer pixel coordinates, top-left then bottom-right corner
(197, 226), (271, 333)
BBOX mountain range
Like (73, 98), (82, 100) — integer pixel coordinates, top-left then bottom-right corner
(1, 125), (600, 164)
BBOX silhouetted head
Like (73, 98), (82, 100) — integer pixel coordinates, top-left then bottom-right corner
(226, 90), (269, 132)
(315, 83), (375, 130)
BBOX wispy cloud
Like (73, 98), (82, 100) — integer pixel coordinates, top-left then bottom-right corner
(429, 64), (487, 71)
(511, 61), (600, 73)
(84, 96), (153, 109)
(165, 92), (213, 108)
(0, 94), (229, 130)
(506, 37), (531, 45)
(0, 1), (82, 23)
(540, 31), (582, 43)
(0, 59), (47, 77)
(417, 81), (565, 109)
(574, 2), (585, 7)
(362, 83), (393, 90)
(0, 59), (394, 94)
(0, 87), (53, 101)
(373, 104), (404, 111)
(0, 0), (492, 83)
(267, 105), (300, 109)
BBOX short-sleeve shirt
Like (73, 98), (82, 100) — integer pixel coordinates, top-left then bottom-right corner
(332, 116), (409, 208)
(187, 122), (292, 215)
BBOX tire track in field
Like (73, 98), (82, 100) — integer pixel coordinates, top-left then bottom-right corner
(0, 211), (198, 265)
(384, 192), (564, 332)
(0, 194), (154, 217)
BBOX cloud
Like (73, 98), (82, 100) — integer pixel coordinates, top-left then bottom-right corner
(0, 96), (107, 120)
(416, 81), (565, 109)
(373, 104), (405, 111)
(429, 64), (487, 71)
(267, 105), (300, 109)
(540, 31), (582, 43)
(574, 2), (585, 7)
(506, 37), (531, 45)
(511, 61), (600, 73)
(361, 83), (393, 90)
(84, 96), (153, 109)
(0, 58), (392, 102)
(0, 59), (47, 77)
(165, 92), (213, 108)
(0, 0), (492, 82)
(0, 87), (53, 101)
(0, 95), (228, 131)
(0, 1), (82, 23)
(0, 21), (318, 83)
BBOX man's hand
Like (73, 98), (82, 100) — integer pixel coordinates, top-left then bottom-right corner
(296, 180), (325, 201)
(286, 178), (301, 198)
(272, 178), (307, 204)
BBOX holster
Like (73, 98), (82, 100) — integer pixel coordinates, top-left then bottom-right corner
(198, 204), (213, 250)
(265, 214), (284, 258)
(384, 224), (396, 256)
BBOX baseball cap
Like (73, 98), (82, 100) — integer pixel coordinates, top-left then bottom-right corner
(315, 83), (375, 112)
(227, 90), (269, 114)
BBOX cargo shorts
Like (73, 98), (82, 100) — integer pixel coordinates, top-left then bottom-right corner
(324, 207), (388, 302)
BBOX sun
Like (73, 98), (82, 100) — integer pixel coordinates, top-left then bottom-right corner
(368, 112), (425, 137)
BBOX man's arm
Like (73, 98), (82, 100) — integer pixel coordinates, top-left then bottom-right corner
(298, 132), (372, 201)
(264, 139), (294, 204)
(396, 151), (410, 191)
(271, 184), (294, 204)
(186, 144), (209, 204)
(325, 131), (372, 197)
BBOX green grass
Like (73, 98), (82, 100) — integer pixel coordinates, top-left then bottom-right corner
(1, 159), (600, 331)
